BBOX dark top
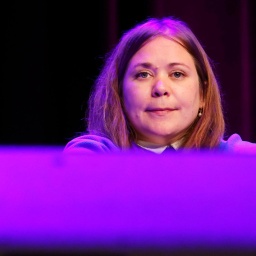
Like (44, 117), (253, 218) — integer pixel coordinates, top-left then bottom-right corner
(64, 133), (256, 155)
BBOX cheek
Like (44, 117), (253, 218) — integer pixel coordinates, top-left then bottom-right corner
(123, 87), (142, 119)
(123, 87), (135, 111)
(123, 84), (146, 110)
(179, 87), (201, 111)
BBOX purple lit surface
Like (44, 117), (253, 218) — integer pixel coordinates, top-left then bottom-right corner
(0, 146), (256, 253)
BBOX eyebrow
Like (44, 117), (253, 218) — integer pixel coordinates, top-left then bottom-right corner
(168, 62), (191, 69)
(131, 62), (191, 70)
(132, 62), (152, 69)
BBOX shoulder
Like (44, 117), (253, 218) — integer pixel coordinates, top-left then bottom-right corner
(64, 134), (120, 154)
(218, 133), (256, 154)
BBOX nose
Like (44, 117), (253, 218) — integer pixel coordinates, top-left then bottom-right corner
(152, 79), (170, 97)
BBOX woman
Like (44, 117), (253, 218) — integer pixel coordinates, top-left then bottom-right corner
(64, 17), (256, 154)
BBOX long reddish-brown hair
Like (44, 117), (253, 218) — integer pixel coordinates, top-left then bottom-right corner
(86, 17), (225, 149)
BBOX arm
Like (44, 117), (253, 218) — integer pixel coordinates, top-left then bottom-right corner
(220, 134), (256, 154)
(64, 134), (120, 154)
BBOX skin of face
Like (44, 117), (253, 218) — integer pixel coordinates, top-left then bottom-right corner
(123, 36), (204, 146)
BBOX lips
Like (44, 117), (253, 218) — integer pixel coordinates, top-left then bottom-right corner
(146, 107), (177, 116)
(146, 107), (177, 112)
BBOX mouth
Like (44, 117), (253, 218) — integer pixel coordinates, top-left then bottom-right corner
(145, 108), (177, 116)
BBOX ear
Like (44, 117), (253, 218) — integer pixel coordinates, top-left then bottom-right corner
(199, 91), (205, 109)
(199, 81), (206, 108)
(199, 99), (205, 109)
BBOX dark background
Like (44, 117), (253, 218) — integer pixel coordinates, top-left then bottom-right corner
(2, 0), (256, 146)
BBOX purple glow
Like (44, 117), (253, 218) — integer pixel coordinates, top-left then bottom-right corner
(0, 147), (256, 253)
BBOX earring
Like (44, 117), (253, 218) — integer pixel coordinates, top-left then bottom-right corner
(198, 108), (203, 117)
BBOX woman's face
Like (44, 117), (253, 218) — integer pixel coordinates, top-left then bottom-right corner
(123, 36), (203, 145)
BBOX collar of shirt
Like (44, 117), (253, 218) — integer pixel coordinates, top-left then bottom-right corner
(136, 139), (182, 154)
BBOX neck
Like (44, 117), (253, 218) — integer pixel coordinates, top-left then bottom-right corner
(137, 138), (183, 150)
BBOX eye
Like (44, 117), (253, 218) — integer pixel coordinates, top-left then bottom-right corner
(135, 71), (151, 79)
(172, 71), (184, 79)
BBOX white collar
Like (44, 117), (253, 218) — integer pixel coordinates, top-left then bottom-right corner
(136, 139), (182, 154)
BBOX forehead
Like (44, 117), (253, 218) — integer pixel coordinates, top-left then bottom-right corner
(129, 36), (195, 66)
